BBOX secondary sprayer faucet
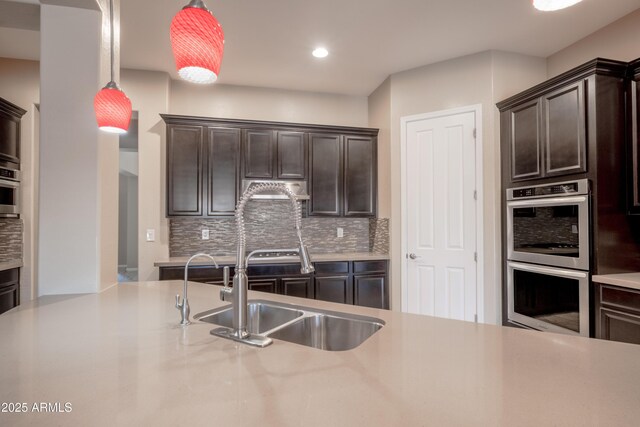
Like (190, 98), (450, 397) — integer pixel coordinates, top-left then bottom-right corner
(176, 253), (223, 326)
(212, 182), (314, 347)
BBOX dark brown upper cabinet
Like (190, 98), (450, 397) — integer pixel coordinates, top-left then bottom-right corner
(242, 129), (307, 180)
(627, 60), (640, 215)
(167, 125), (204, 216)
(309, 133), (342, 216)
(509, 99), (541, 181)
(344, 135), (377, 217)
(164, 119), (240, 218)
(161, 115), (378, 218)
(207, 128), (240, 216)
(242, 129), (275, 179)
(0, 97), (26, 169)
(309, 133), (378, 217)
(502, 79), (587, 183)
(542, 81), (586, 177)
(277, 131), (307, 179)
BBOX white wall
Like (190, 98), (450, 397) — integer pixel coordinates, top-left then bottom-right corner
(170, 81), (369, 127)
(548, 8), (640, 77)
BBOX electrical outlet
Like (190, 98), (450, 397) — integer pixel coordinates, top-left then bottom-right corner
(146, 229), (155, 242)
(337, 227), (344, 238)
(571, 225), (578, 234)
(202, 229), (210, 240)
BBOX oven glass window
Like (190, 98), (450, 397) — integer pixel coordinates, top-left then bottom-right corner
(513, 269), (580, 332)
(513, 205), (579, 257)
(0, 186), (15, 206)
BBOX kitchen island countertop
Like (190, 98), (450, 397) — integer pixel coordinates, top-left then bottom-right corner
(154, 251), (389, 267)
(1, 280), (640, 426)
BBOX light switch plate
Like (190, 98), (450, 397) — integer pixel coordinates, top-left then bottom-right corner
(202, 229), (210, 240)
(146, 229), (155, 242)
(337, 227), (344, 238)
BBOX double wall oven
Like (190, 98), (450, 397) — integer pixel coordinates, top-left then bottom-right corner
(506, 179), (590, 336)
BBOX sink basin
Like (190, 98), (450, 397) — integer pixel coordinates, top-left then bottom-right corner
(195, 301), (303, 334)
(196, 299), (385, 351)
(269, 313), (384, 351)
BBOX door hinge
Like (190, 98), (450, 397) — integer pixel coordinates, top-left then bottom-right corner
(474, 314), (478, 323)
(474, 252), (477, 262)
(473, 128), (477, 139)
(473, 190), (477, 200)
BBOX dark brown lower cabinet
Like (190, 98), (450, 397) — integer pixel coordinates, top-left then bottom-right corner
(159, 259), (388, 309)
(595, 282), (640, 345)
(280, 277), (314, 299)
(315, 276), (353, 305)
(248, 278), (278, 294)
(0, 268), (19, 315)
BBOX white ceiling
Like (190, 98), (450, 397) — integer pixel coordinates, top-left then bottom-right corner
(1, 0), (640, 96)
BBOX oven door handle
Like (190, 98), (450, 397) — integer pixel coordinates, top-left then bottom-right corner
(506, 195), (587, 208)
(0, 178), (19, 188)
(507, 261), (588, 279)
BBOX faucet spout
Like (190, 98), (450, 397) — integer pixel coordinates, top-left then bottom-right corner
(211, 182), (314, 347)
(177, 253), (219, 326)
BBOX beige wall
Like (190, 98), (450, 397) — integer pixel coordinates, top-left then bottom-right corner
(0, 57), (39, 300)
(368, 77), (391, 219)
(548, 8), (640, 77)
(381, 50), (546, 323)
(170, 81), (369, 127)
(120, 69), (170, 282)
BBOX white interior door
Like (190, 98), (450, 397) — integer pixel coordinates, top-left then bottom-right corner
(404, 109), (477, 321)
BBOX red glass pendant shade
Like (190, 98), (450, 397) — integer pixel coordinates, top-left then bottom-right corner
(170, 1), (224, 84)
(94, 83), (132, 134)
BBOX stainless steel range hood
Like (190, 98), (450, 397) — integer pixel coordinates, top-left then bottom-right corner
(241, 179), (310, 200)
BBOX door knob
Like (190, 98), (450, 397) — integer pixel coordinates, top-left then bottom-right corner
(408, 253), (418, 260)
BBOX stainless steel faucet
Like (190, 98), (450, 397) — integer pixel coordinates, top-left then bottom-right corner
(176, 253), (224, 326)
(213, 182), (315, 347)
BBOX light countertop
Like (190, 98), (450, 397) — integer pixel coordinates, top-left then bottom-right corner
(0, 259), (22, 271)
(154, 252), (389, 267)
(593, 272), (640, 291)
(1, 281), (640, 426)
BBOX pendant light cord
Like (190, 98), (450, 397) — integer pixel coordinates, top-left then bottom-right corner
(109, 0), (115, 83)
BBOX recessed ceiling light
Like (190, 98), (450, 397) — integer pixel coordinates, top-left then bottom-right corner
(533, 0), (583, 11)
(312, 47), (329, 58)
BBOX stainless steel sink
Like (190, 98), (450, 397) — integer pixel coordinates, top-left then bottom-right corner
(195, 300), (304, 334)
(195, 300), (385, 351)
(269, 313), (384, 351)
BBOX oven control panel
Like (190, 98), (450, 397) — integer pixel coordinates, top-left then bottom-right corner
(507, 179), (588, 200)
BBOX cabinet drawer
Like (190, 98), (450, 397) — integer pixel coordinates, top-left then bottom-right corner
(314, 262), (349, 275)
(0, 283), (18, 315)
(0, 267), (19, 284)
(159, 266), (227, 282)
(601, 285), (640, 313)
(353, 260), (387, 274)
(247, 264), (304, 277)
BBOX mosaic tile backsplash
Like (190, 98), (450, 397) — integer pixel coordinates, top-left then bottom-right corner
(170, 201), (389, 257)
(0, 218), (23, 262)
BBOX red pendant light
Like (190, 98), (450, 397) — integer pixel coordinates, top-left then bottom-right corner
(94, 0), (132, 134)
(170, 0), (224, 84)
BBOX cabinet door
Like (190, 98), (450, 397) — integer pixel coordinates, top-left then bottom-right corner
(0, 111), (20, 165)
(248, 278), (278, 294)
(599, 307), (640, 345)
(509, 99), (542, 182)
(243, 129), (274, 178)
(167, 125), (203, 216)
(309, 133), (342, 216)
(315, 276), (352, 304)
(628, 72), (640, 214)
(344, 135), (376, 217)
(277, 131), (307, 179)
(206, 128), (240, 216)
(354, 275), (387, 309)
(542, 81), (587, 177)
(280, 277), (314, 299)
